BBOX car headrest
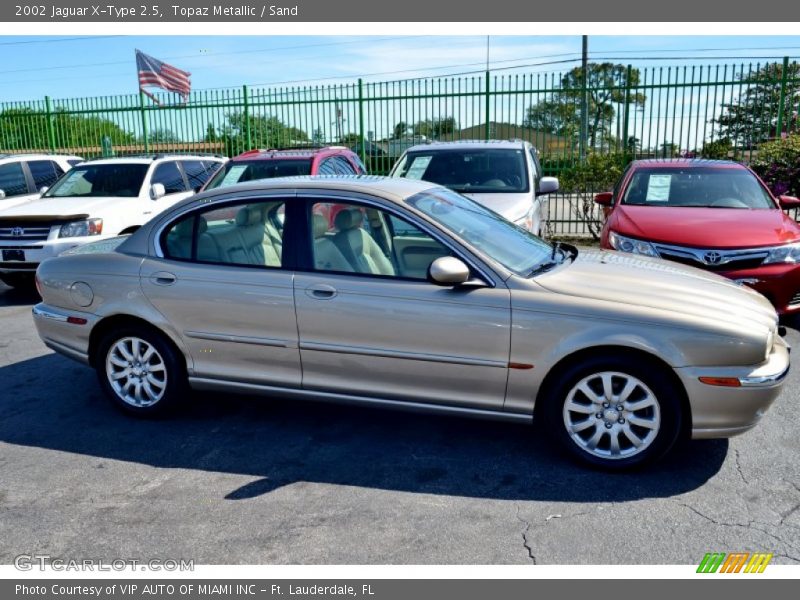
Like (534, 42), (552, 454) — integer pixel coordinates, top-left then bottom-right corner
(334, 208), (363, 231)
(312, 213), (328, 238)
(236, 205), (265, 227)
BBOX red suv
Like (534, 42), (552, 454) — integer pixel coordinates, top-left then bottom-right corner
(203, 146), (366, 191)
(596, 159), (800, 314)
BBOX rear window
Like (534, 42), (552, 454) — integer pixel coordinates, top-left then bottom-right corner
(205, 159), (312, 190)
(44, 163), (148, 198)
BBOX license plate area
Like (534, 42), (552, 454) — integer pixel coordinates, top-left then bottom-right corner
(2, 249), (25, 262)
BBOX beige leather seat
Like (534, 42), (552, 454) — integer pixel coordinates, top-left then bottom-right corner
(167, 216), (220, 262)
(313, 213), (353, 272)
(333, 209), (394, 276)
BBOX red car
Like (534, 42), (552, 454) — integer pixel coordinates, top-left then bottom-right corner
(203, 146), (367, 192)
(596, 159), (800, 314)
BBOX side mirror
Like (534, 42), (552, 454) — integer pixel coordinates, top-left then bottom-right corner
(594, 192), (613, 206)
(778, 195), (800, 209)
(38, 186), (49, 195)
(150, 183), (166, 200)
(537, 177), (560, 196)
(0, 189), (5, 199)
(428, 256), (470, 286)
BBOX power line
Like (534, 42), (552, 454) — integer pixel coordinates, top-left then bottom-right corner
(0, 35), (120, 46)
(0, 35), (431, 76)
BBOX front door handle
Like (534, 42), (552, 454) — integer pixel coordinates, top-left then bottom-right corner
(305, 283), (337, 300)
(149, 271), (177, 286)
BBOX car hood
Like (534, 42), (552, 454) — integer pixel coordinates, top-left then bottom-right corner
(461, 192), (531, 222)
(534, 249), (777, 335)
(0, 196), (41, 211)
(613, 205), (800, 247)
(0, 195), (133, 218)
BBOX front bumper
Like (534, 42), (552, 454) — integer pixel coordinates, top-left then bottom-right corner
(717, 262), (800, 315)
(676, 337), (790, 439)
(0, 238), (91, 273)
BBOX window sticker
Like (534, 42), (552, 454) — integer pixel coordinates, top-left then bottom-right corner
(646, 174), (672, 202)
(405, 156), (432, 180)
(221, 164), (249, 186)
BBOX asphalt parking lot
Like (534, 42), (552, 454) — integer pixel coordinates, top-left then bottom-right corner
(0, 282), (799, 565)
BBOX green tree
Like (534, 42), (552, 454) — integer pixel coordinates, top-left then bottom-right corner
(211, 112), (308, 155)
(523, 63), (646, 149)
(412, 116), (458, 139)
(146, 128), (181, 144)
(393, 121), (410, 139)
(0, 107), (135, 151)
(715, 62), (800, 149)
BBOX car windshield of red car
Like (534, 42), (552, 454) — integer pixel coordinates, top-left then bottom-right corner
(205, 158), (312, 189)
(621, 167), (774, 209)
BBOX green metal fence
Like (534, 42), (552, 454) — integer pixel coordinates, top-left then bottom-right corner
(2, 58), (799, 234)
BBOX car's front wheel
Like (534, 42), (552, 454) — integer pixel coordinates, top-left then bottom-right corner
(96, 326), (187, 416)
(542, 355), (683, 469)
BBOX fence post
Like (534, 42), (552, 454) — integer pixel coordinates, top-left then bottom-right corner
(776, 56), (790, 139)
(139, 91), (149, 154)
(484, 70), (491, 140)
(622, 64), (632, 161)
(242, 84), (252, 151)
(357, 79), (366, 164)
(44, 95), (56, 153)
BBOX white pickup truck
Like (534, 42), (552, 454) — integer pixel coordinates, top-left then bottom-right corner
(0, 154), (225, 288)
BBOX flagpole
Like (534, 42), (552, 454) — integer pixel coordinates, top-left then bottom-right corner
(135, 50), (150, 154)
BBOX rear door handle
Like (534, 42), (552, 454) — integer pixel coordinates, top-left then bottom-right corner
(305, 284), (337, 300)
(149, 271), (177, 286)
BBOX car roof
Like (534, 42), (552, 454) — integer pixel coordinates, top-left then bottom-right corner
(82, 154), (224, 166)
(404, 139), (533, 153)
(630, 158), (746, 169)
(0, 153), (82, 160)
(230, 146), (355, 162)
(191, 175), (436, 204)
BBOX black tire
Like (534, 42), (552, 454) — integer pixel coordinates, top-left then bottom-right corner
(95, 324), (188, 417)
(541, 354), (683, 470)
(0, 272), (35, 289)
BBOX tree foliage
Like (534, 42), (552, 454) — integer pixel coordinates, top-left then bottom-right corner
(750, 133), (800, 197)
(715, 62), (800, 149)
(0, 107), (135, 150)
(206, 112), (308, 154)
(523, 63), (646, 149)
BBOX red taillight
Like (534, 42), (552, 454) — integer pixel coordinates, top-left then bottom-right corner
(88, 220), (103, 235)
(35, 274), (43, 297)
(66, 316), (87, 325)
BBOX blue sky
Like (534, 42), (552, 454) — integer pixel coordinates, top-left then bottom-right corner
(2, 35), (800, 103)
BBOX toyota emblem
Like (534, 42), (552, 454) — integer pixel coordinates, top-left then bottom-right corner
(703, 251), (722, 265)
(10, 227), (24, 237)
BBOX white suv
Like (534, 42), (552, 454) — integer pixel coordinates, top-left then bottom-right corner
(0, 153), (83, 210)
(0, 154), (225, 288)
(390, 140), (559, 236)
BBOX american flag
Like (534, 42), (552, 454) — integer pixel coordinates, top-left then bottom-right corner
(136, 49), (191, 104)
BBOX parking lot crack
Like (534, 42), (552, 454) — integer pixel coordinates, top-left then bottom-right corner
(733, 449), (750, 485)
(514, 506), (537, 565)
(673, 501), (800, 560)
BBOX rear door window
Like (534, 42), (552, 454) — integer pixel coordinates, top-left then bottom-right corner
(27, 160), (63, 189)
(152, 161), (188, 194)
(182, 160), (212, 191)
(0, 162), (30, 198)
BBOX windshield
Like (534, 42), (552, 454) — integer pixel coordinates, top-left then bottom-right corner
(406, 187), (554, 275)
(622, 167), (775, 209)
(393, 148), (529, 193)
(44, 164), (148, 198)
(205, 158), (313, 190)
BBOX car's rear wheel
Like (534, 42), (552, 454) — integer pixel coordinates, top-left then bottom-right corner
(0, 272), (35, 289)
(542, 355), (683, 470)
(96, 326), (187, 416)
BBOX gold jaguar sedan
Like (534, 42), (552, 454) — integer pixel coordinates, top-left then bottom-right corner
(32, 176), (790, 469)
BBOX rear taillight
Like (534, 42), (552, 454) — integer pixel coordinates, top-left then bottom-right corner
(35, 274), (43, 297)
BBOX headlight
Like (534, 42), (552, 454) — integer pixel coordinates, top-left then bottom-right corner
(59, 219), (103, 238)
(763, 242), (800, 265)
(608, 231), (658, 257)
(514, 208), (534, 232)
